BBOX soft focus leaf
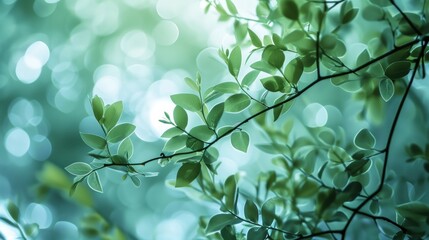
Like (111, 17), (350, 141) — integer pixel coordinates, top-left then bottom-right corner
(206, 214), (241, 234)
(7, 201), (20, 222)
(354, 128), (376, 149)
(244, 200), (259, 222)
(175, 162), (201, 187)
(87, 172), (103, 193)
(379, 78), (395, 102)
(231, 131), (250, 152)
(385, 61), (411, 79)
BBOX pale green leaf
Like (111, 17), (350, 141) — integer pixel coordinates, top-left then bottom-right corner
(225, 94), (251, 112)
(206, 214), (241, 234)
(175, 162), (201, 187)
(231, 131), (250, 152)
(118, 138), (134, 159)
(80, 133), (106, 150)
(87, 172), (103, 193)
(173, 106), (188, 129)
(91, 95), (104, 122)
(171, 94), (202, 112)
(65, 162), (92, 176)
(207, 103), (224, 129)
(103, 101), (123, 131)
(379, 78), (395, 102)
(107, 123), (136, 143)
(228, 46), (242, 77)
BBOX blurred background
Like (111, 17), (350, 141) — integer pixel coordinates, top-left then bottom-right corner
(0, 0), (242, 239)
(2, 0), (429, 239)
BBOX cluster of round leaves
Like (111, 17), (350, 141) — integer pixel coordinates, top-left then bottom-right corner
(69, 0), (429, 239)
(65, 96), (157, 195)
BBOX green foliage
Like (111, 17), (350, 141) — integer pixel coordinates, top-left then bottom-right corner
(69, 0), (429, 239)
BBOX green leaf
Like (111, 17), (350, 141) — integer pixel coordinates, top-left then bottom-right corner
(234, 20), (248, 43)
(385, 61), (411, 80)
(342, 182), (362, 202)
(396, 201), (429, 221)
(244, 200), (259, 222)
(221, 225), (237, 240)
(354, 128), (376, 149)
(284, 58), (303, 85)
(87, 172), (103, 193)
(261, 199), (276, 226)
(228, 46), (242, 77)
(130, 175), (141, 187)
(171, 94), (202, 112)
(248, 28), (262, 48)
(262, 45), (285, 69)
(346, 160), (370, 177)
(392, 231), (405, 240)
(224, 175), (237, 211)
(231, 131), (250, 152)
(7, 201), (20, 222)
(341, 8), (358, 24)
(328, 146), (351, 164)
(250, 61), (277, 74)
(247, 228), (267, 240)
(107, 123), (136, 143)
(206, 214), (241, 234)
(225, 94), (251, 113)
(91, 95), (104, 122)
(186, 137), (204, 151)
(225, 0), (238, 15)
(370, 199), (380, 214)
(111, 155), (128, 164)
(118, 138), (134, 159)
(207, 103), (224, 129)
(333, 171), (349, 189)
(173, 106), (188, 129)
(80, 133), (106, 150)
(189, 125), (214, 141)
(379, 78), (395, 102)
(161, 127), (183, 138)
(260, 76), (284, 92)
(23, 223), (39, 238)
(279, 0), (299, 20)
(184, 77), (199, 92)
(175, 162), (201, 187)
(273, 96), (293, 121)
(295, 179), (320, 198)
(362, 4), (385, 21)
(213, 82), (240, 94)
(242, 70), (259, 88)
(65, 162), (92, 176)
(163, 135), (187, 152)
(103, 101), (123, 131)
(320, 34), (337, 50)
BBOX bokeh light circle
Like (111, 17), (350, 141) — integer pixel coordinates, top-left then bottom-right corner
(5, 128), (30, 157)
(303, 103), (328, 128)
